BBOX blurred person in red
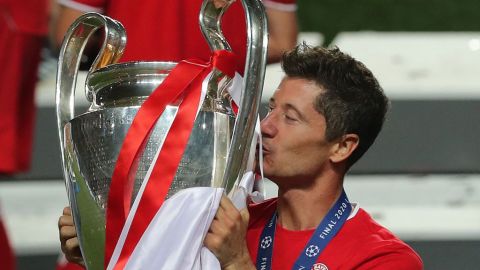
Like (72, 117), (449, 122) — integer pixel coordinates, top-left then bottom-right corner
(0, 1), (51, 267)
(52, 0), (298, 71)
(0, 207), (15, 270)
(0, 0), (51, 174)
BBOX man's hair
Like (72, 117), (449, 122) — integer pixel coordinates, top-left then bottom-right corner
(281, 44), (389, 169)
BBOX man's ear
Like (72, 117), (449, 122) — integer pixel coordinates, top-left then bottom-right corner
(329, 134), (359, 163)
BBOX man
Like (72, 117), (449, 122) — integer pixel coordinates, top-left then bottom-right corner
(59, 44), (423, 269)
(203, 44), (423, 269)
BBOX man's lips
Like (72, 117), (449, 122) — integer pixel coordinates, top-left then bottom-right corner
(256, 143), (270, 156)
(260, 144), (271, 154)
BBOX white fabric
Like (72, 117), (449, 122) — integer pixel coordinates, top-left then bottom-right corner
(348, 203), (360, 220)
(230, 171), (255, 210)
(228, 72), (244, 104)
(124, 187), (223, 270)
(121, 177), (258, 270)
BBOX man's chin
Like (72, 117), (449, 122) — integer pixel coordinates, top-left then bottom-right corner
(254, 164), (272, 178)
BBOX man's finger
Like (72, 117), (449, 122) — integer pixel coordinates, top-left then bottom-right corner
(204, 231), (222, 254)
(219, 195), (236, 212)
(65, 237), (80, 251)
(218, 195), (244, 223)
(62, 206), (72, 215)
(58, 215), (74, 228)
(60, 225), (78, 240)
(208, 218), (228, 235)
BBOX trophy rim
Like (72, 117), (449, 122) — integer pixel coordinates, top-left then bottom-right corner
(87, 61), (178, 82)
(86, 61), (178, 109)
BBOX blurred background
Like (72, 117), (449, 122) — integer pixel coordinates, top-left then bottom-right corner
(1, 0), (480, 269)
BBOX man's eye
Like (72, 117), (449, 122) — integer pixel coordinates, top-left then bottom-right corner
(284, 114), (297, 121)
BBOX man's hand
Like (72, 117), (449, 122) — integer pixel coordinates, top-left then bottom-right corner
(204, 195), (256, 270)
(58, 206), (85, 267)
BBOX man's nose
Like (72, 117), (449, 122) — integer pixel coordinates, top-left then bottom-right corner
(260, 112), (277, 137)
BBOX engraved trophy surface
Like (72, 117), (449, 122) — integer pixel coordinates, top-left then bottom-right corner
(56, 0), (267, 269)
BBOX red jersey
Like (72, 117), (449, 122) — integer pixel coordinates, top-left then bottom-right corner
(0, 210), (15, 270)
(0, 0), (47, 173)
(0, 0), (49, 35)
(59, 0), (296, 72)
(247, 198), (423, 270)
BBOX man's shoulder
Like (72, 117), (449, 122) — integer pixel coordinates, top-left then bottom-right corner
(345, 208), (414, 248)
(352, 240), (424, 270)
(347, 208), (400, 237)
(340, 208), (423, 269)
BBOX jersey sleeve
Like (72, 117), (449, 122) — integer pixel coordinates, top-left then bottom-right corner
(57, 0), (106, 12)
(263, 0), (297, 12)
(356, 245), (424, 270)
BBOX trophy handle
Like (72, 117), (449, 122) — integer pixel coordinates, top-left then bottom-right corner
(55, 12), (126, 199)
(199, 0), (233, 51)
(199, 0), (268, 191)
(223, 0), (267, 191)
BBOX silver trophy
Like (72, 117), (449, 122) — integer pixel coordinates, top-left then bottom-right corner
(56, 0), (267, 269)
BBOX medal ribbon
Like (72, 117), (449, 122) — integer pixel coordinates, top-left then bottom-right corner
(105, 50), (237, 269)
(256, 190), (351, 270)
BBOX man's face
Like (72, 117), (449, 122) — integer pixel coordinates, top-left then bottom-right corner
(259, 77), (336, 186)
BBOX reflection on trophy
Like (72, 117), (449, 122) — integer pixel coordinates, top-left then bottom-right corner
(56, 0), (267, 269)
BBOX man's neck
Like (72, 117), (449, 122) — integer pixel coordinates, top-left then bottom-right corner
(275, 176), (344, 231)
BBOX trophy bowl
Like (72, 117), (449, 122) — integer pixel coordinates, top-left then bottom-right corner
(62, 61), (235, 269)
